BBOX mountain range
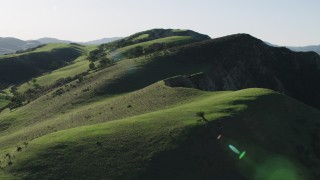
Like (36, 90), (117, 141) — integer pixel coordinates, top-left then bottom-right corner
(0, 37), (123, 55)
(264, 41), (320, 54)
(288, 45), (320, 54)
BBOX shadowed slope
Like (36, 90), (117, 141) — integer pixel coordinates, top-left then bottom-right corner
(0, 88), (319, 179)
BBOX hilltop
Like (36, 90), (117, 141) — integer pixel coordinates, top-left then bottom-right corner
(93, 28), (211, 60)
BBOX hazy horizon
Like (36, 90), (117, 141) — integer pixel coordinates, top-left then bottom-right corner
(1, 0), (319, 46)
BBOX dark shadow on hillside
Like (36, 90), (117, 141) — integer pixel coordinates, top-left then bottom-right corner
(139, 119), (248, 180)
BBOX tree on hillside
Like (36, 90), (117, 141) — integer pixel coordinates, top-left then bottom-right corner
(98, 57), (114, 68)
(89, 62), (96, 70)
(127, 46), (144, 58)
(87, 49), (105, 62)
(31, 78), (40, 89)
(196, 112), (208, 123)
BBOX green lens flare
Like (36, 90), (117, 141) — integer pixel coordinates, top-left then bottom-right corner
(239, 151), (246, 159)
(228, 144), (240, 154)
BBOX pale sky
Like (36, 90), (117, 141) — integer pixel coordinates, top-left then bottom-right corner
(0, 0), (319, 46)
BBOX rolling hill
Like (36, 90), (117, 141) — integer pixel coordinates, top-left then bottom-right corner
(0, 85), (319, 179)
(96, 29), (211, 60)
(0, 43), (94, 89)
(0, 29), (319, 179)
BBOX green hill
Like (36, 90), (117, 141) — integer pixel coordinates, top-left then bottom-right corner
(0, 87), (319, 179)
(88, 29), (211, 61)
(0, 43), (93, 88)
(113, 28), (211, 46)
(0, 30), (320, 180)
(108, 36), (197, 60)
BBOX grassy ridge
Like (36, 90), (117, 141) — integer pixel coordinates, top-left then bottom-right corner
(0, 82), (204, 148)
(17, 56), (91, 93)
(0, 99), (9, 109)
(109, 36), (196, 60)
(1, 88), (319, 179)
(0, 93), (10, 109)
(0, 44), (71, 59)
(0, 44), (89, 86)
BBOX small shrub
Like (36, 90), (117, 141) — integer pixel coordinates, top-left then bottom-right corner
(196, 112), (208, 122)
(89, 62), (96, 70)
(96, 142), (102, 147)
(16, 146), (22, 152)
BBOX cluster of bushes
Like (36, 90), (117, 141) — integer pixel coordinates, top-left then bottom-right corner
(5, 71), (90, 110)
(87, 48), (115, 70)
(126, 43), (168, 58)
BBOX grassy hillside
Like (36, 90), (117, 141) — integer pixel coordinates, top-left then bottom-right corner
(109, 36), (195, 60)
(0, 96), (10, 109)
(89, 29), (211, 61)
(0, 90), (11, 109)
(113, 28), (210, 46)
(0, 87), (319, 179)
(0, 30), (319, 179)
(0, 43), (94, 88)
(17, 56), (91, 93)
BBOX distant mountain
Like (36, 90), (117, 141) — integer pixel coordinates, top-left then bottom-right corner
(37, 37), (72, 44)
(288, 45), (320, 54)
(84, 37), (123, 45)
(0, 37), (41, 55)
(0, 36), (124, 55)
(264, 41), (320, 54)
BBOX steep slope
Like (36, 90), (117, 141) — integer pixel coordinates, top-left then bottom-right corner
(162, 34), (320, 109)
(0, 43), (90, 88)
(0, 88), (319, 179)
